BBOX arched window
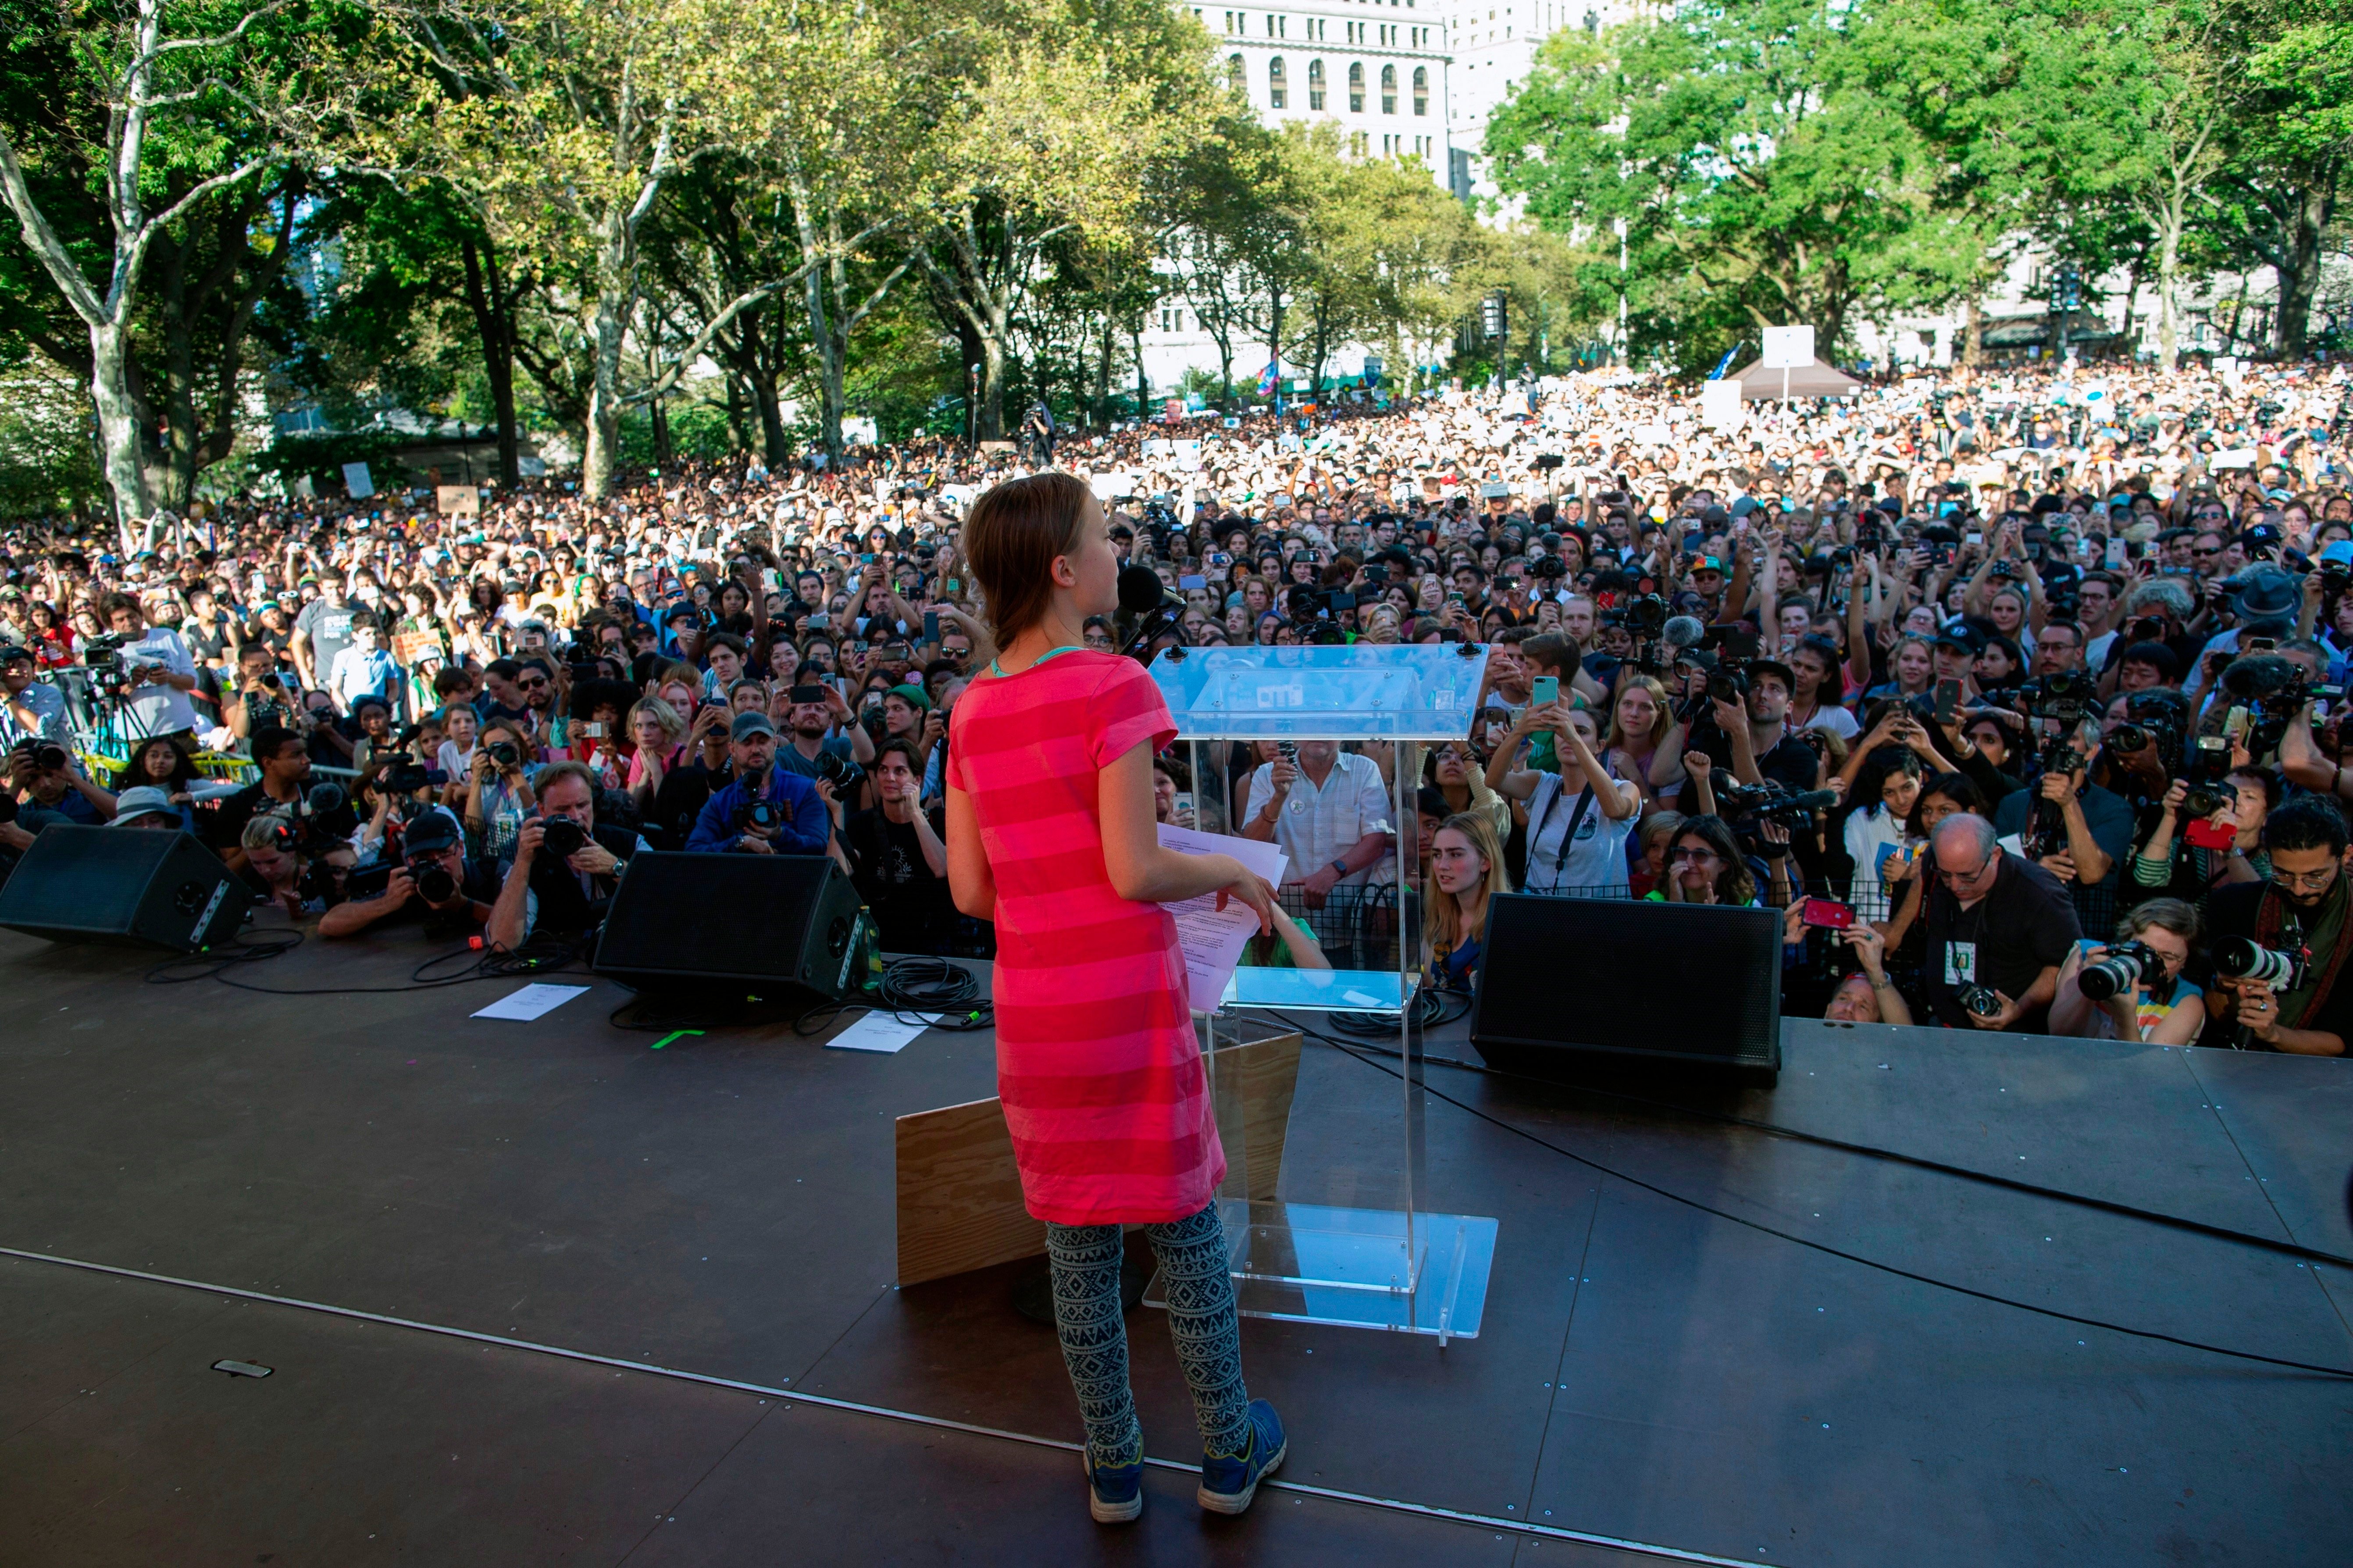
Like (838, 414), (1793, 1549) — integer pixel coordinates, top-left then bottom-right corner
(1269, 55), (1287, 109)
(1412, 66), (1429, 116)
(1348, 61), (1365, 113)
(1380, 64), (1397, 115)
(1228, 53), (1245, 93)
(1307, 58), (1326, 111)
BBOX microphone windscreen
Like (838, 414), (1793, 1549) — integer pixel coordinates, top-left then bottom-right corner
(1663, 615), (1705, 648)
(1118, 564), (1168, 615)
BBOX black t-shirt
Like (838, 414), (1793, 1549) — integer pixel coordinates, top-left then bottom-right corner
(647, 756), (731, 851)
(1676, 723), (1819, 816)
(207, 780), (296, 854)
(349, 859), (501, 935)
(845, 805), (954, 955)
(1922, 850), (2084, 1029)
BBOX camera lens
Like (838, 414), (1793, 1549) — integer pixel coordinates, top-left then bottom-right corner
(539, 816), (587, 859)
(2077, 944), (2153, 1002)
(2214, 936), (2300, 987)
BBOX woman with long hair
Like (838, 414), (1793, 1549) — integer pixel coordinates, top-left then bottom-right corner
(1650, 814), (1759, 905)
(1424, 810), (1511, 989)
(943, 471), (1286, 1526)
(114, 735), (200, 831)
(1422, 737), (1510, 841)
(1600, 674), (1673, 803)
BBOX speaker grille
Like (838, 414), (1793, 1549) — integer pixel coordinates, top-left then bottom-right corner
(1470, 894), (1782, 1067)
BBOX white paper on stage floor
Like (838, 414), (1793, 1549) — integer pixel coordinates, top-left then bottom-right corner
(826, 1010), (936, 1053)
(471, 983), (591, 1021)
(1157, 824), (1288, 1012)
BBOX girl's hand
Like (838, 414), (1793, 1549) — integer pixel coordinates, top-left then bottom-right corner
(1214, 868), (1279, 935)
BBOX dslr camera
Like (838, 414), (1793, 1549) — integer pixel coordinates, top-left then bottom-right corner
(2078, 941), (2165, 1002)
(2018, 670), (2095, 726)
(2215, 934), (2308, 992)
(539, 814), (588, 860)
(815, 747), (866, 799)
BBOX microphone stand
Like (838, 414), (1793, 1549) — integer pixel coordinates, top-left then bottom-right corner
(1120, 606), (1184, 664)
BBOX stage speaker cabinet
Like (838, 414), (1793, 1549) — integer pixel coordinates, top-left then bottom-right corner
(1469, 894), (1782, 1085)
(0, 825), (246, 953)
(593, 852), (865, 1002)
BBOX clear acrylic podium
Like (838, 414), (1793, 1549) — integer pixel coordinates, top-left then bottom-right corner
(1143, 644), (1500, 1342)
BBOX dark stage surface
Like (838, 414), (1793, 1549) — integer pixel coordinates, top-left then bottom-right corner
(1, 919), (2349, 1567)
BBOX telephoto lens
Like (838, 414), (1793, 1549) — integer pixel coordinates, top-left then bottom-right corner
(2077, 941), (2161, 1001)
(33, 742), (68, 772)
(2214, 935), (2307, 991)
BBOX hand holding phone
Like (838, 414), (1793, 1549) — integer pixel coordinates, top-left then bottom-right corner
(1530, 675), (1560, 706)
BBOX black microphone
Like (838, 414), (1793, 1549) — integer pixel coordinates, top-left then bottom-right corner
(1119, 564), (1184, 617)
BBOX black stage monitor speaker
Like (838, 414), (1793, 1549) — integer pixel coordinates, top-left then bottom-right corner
(1469, 894), (1782, 1083)
(594, 852), (865, 1001)
(0, 825), (246, 952)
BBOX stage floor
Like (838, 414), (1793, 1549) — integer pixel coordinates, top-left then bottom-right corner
(1, 920), (2348, 1566)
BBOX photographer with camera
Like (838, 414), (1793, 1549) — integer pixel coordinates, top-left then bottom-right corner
(485, 761), (649, 949)
(685, 710), (832, 856)
(0, 644), (66, 746)
(317, 808), (497, 939)
(223, 641), (303, 743)
(101, 593), (201, 742)
(772, 677), (875, 784)
(1920, 813), (2082, 1031)
(2202, 795), (2353, 1055)
(2047, 898), (2206, 1044)
(7, 736), (117, 826)
(238, 811), (314, 917)
(1991, 724), (2130, 899)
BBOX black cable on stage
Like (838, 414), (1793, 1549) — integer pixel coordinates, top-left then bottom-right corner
(144, 929), (581, 996)
(1270, 1010), (2353, 1272)
(795, 955), (994, 1036)
(1306, 1026), (2353, 1381)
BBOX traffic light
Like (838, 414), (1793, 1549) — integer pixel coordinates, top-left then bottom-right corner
(1481, 291), (1507, 342)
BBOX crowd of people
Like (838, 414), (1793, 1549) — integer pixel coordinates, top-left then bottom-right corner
(4, 356), (2353, 1053)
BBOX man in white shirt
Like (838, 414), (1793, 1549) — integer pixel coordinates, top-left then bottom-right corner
(102, 594), (201, 740)
(1238, 741), (1394, 908)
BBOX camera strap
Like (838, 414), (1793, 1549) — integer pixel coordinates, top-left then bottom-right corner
(1529, 773), (1598, 894)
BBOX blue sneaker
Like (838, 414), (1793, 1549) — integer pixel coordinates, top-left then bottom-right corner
(1085, 1453), (1143, 1524)
(1197, 1400), (1285, 1515)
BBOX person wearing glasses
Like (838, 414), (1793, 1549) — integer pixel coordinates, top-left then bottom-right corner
(2203, 796), (2353, 1055)
(1920, 813), (2083, 1031)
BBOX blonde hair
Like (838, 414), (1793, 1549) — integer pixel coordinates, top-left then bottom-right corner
(1603, 673), (1673, 755)
(1423, 811), (1511, 968)
(628, 695), (686, 743)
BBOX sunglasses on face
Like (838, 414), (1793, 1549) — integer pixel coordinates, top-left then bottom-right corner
(517, 676), (549, 690)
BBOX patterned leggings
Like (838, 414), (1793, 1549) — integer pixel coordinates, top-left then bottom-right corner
(1043, 1202), (1252, 1467)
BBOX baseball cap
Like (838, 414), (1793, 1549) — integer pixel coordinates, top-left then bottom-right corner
(730, 710), (777, 741)
(886, 682), (932, 711)
(401, 808), (464, 855)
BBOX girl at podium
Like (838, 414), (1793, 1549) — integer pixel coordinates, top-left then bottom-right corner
(944, 471), (1290, 1525)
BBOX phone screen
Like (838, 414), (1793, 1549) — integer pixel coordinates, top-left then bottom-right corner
(923, 610), (940, 643)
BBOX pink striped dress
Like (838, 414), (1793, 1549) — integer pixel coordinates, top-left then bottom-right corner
(946, 649), (1225, 1225)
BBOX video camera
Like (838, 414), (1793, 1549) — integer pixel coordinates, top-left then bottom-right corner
(2017, 670), (2096, 727)
(1713, 779), (1839, 822)
(2215, 653), (2342, 762)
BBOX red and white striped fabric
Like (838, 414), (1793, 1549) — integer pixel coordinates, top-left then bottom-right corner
(946, 650), (1225, 1225)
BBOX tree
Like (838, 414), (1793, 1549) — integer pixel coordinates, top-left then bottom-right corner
(385, 0), (798, 497)
(0, 0), (325, 531)
(908, 0), (1213, 438)
(2225, 0), (2353, 355)
(1487, 10), (1984, 371)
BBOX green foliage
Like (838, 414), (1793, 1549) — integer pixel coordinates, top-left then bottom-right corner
(1488, 8), (1985, 374)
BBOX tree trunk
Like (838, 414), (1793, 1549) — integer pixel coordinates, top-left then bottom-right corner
(89, 320), (149, 539)
(583, 224), (630, 499)
(1134, 324), (1149, 425)
(650, 393), (672, 465)
(748, 363), (788, 466)
(1962, 295), (1983, 368)
(2276, 175), (2333, 359)
(459, 235), (522, 488)
(2154, 200), (2185, 371)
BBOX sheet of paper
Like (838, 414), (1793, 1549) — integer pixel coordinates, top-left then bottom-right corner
(1157, 824), (1288, 1012)
(826, 1011), (935, 1054)
(471, 983), (591, 1022)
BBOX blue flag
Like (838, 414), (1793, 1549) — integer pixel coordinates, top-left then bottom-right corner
(1256, 360), (1280, 396)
